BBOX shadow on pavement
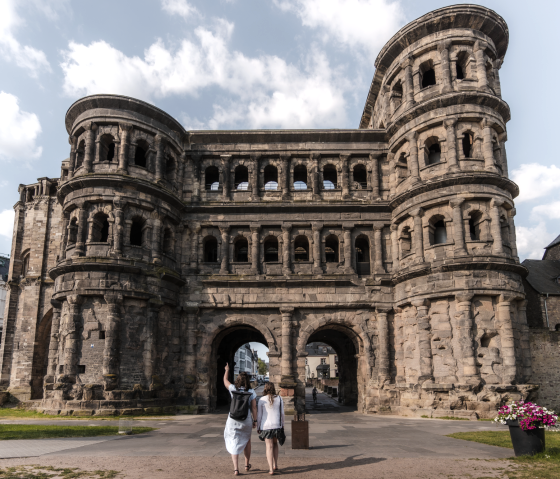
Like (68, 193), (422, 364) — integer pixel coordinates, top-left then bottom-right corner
(277, 456), (386, 474)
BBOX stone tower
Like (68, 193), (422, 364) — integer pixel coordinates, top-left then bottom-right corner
(0, 5), (536, 418)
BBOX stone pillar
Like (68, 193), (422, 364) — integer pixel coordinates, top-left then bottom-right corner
(74, 204), (88, 256)
(390, 224), (399, 273)
(508, 208), (518, 259)
(280, 307), (295, 384)
(493, 58), (503, 98)
(112, 198), (125, 255)
(311, 153), (320, 199)
(412, 299), (433, 383)
(373, 224), (384, 273)
(410, 208), (424, 263)
(340, 154), (350, 199)
(481, 119), (498, 173)
(281, 154), (290, 201)
(155, 135), (165, 181)
(312, 223), (322, 274)
(118, 123), (132, 174)
(455, 293), (479, 382)
(377, 307), (391, 385)
(144, 300), (161, 388)
(184, 303), (199, 388)
(221, 155), (231, 201)
(394, 307), (405, 383)
(498, 295), (518, 384)
(282, 225), (291, 275)
(499, 132), (509, 177)
(250, 226), (260, 275)
(59, 213), (69, 261)
(103, 293), (123, 390)
(64, 294), (84, 379)
(444, 118), (460, 172)
(489, 198), (504, 255)
(438, 40), (453, 93)
(67, 136), (77, 179)
(190, 224), (201, 272)
(45, 299), (62, 383)
(517, 300), (533, 381)
(388, 152), (396, 198)
(406, 131), (420, 182)
(450, 197), (467, 256)
(83, 122), (97, 173)
(191, 154), (201, 203)
(250, 154), (259, 201)
(369, 153), (380, 200)
(343, 225), (354, 273)
(175, 224), (184, 264)
(151, 212), (162, 264)
(404, 56), (415, 106)
(474, 41), (489, 91)
(219, 226), (230, 274)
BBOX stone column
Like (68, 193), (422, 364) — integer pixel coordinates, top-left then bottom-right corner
(155, 135), (165, 181)
(118, 123), (132, 174)
(311, 153), (320, 199)
(184, 303), (199, 387)
(508, 208), (518, 259)
(481, 119), (498, 173)
(221, 155), (231, 201)
(493, 58), (503, 98)
(410, 208), (424, 263)
(112, 198), (125, 255)
(151, 212), (162, 264)
(455, 293), (479, 382)
(83, 122), (97, 173)
(68, 136), (77, 179)
(489, 198), (504, 255)
(343, 225), (354, 273)
(281, 154), (290, 201)
(103, 293), (123, 390)
(373, 224), (384, 273)
(450, 197), (467, 256)
(404, 56), (415, 106)
(444, 118), (460, 172)
(175, 224), (184, 264)
(412, 299), (433, 383)
(390, 224), (399, 273)
(177, 152), (186, 195)
(191, 154), (201, 203)
(46, 299), (62, 382)
(377, 307), (391, 385)
(250, 154), (260, 201)
(499, 132), (509, 177)
(312, 223), (322, 274)
(438, 40), (453, 93)
(282, 225), (291, 275)
(250, 226), (260, 275)
(74, 204), (88, 256)
(64, 294), (84, 379)
(474, 41), (489, 91)
(190, 224), (200, 272)
(219, 226), (230, 274)
(369, 153), (380, 200)
(280, 307), (295, 383)
(388, 152), (396, 198)
(394, 307), (405, 383)
(340, 154), (350, 199)
(144, 300), (161, 388)
(517, 300), (533, 381)
(59, 213), (69, 261)
(406, 131), (420, 182)
(498, 295), (518, 384)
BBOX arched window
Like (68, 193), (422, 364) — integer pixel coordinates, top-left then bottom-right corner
(429, 217), (447, 245)
(469, 211), (483, 241)
(325, 235), (339, 263)
(264, 237), (279, 262)
(355, 236), (370, 276)
(353, 164), (367, 189)
(235, 165), (249, 190)
(100, 134), (116, 162)
(165, 155), (175, 182)
(130, 218), (144, 246)
(323, 165), (337, 189)
(91, 212), (110, 243)
(204, 236), (218, 262)
(162, 228), (174, 255)
(425, 137), (441, 165)
(134, 140), (148, 168)
(234, 237), (249, 262)
(22, 253), (30, 277)
(390, 81), (403, 112)
(75, 140), (85, 168)
(400, 226), (412, 257)
(68, 218), (78, 244)
(205, 166), (220, 191)
(264, 165), (278, 190)
(462, 132), (473, 158)
(420, 61), (436, 88)
(456, 63), (464, 80)
(294, 236), (309, 262)
(555, 324), (560, 332)
(294, 165), (307, 190)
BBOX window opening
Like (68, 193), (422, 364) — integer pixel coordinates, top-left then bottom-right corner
(235, 165), (249, 190)
(134, 141), (148, 168)
(469, 211), (483, 241)
(323, 164), (337, 189)
(204, 236), (218, 263)
(294, 236), (309, 262)
(205, 166), (220, 191)
(130, 219), (143, 246)
(68, 218), (78, 244)
(99, 330), (106, 340)
(162, 228), (173, 255)
(462, 133), (473, 158)
(100, 218), (109, 242)
(165, 155), (175, 182)
(456, 63), (464, 80)
(433, 220), (447, 244)
(264, 165), (278, 190)
(353, 164), (368, 189)
(325, 235), (339, 263)
(294, 165), (307, 190)
(264, 237), (279, 262)
(78, 365), (86, 374)
(91, 213), (110, 243)
(235, 238), (249, 262)
(22, 254), (30, 277)
(421, 68), (436, 88)
(427, 143), (441, 165)
(400, 227), (412, 256)
(107, 143), (115, 162)
(76, 141), (85, 168)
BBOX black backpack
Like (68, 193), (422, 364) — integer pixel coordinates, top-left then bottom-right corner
(229, 389), (253, 421)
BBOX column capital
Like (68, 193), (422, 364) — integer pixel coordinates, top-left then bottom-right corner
(369, 152), (383, 161)
(119, 122), (133, 132)
(443, 117), (458, 129)
(410, 207), (424, 218)
(83, 121), (98, 132)
(499, 294), (520, 304)
(518, 299), (528, 310)
(67, 294), (84, 306)
(310, 152), (321, 161)
(373, 223), (384, 231)
(250, 225), (261, 234)
(490, 198), (504, 209)
(69, 135), (77, 146)
(280, 307), (295, 316)
(155, 134), (165, 145)
(404, 55), (414, 68)
(339, 153), (351, 161)
(406, 130), (418, 142)
(219, 225), (230, 235)
(480, 118), (492, 129)
(474, 40), (487, 52)
(113, 197), (126, 210)
(449, 197), (465, 208)
(50, 298), (63, 309)
(312, 223), (322, 232)
(104, 293), (124, 305)
(438, 39), (452, 52)
(390, 223), (398, 231)
(280, 153), (290, 161)
(281, 224), (292, 233)
(508, 207), (516, 218)
(183, 301), (200, 314)
(411, 298), (429, 308)
(343, 224), (353, 231)
(456, 293), (474, 303)
(220, 154), (232, 163)
(376, 307), (392, 315)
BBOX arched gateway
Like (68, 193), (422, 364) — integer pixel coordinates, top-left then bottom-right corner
(0, 6), (538, 418)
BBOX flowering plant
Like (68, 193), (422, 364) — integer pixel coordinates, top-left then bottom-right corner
(494, 401), (558, 431)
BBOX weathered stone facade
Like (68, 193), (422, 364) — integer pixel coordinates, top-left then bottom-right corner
(0, 5), (539, 418)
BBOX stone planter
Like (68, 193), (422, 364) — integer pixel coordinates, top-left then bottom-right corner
(506, 420), (545, 456)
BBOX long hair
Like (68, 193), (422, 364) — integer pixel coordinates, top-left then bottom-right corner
(263, 382), (277, 406)
(235, 372), (250, 390)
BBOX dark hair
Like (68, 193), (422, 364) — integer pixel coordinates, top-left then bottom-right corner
(263, 382), (276, 405)
(235, 372), (250, 390)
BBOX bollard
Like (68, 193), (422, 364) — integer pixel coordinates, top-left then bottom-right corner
(291, 412), (309, 449)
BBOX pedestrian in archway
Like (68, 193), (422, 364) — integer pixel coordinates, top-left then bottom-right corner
(257, 382), (286, 475)
(223, 364), (258, 476)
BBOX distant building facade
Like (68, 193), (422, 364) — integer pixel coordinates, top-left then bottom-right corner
(305, 342), (337, 380)
(234, 344), (258, 377)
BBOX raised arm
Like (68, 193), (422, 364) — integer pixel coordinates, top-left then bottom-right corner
(223, 363), (232, 390)
(251, 398), (258, 429)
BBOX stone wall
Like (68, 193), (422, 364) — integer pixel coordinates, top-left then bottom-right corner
(530, 329), (560, 411)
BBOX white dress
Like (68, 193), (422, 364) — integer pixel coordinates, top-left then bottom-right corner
(224, 385), (257, 455)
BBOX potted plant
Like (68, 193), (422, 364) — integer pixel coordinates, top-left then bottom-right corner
(494, 401), (557, 456)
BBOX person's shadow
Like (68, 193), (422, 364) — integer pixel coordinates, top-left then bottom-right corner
(274, 455), (386, 474)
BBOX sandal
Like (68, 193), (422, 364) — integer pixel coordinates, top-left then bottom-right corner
(234, 470), (239, 476)
(245, 464), (252, 471)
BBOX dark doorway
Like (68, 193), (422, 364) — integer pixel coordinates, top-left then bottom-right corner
(31, 310), (53, 399)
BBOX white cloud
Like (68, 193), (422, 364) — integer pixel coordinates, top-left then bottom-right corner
(26, 0), (70, 21)
(532, 202), (560, 220)
(0, 0), (51, 76)
(0, 209), (15, 239)
(0, 92), (43, 161)
(272, 0), (405, 58)
(516, 221), (554, 260)
(511, 163), (560, 203)
(161, 0), (199, 19)
(60, 22), (348, 129)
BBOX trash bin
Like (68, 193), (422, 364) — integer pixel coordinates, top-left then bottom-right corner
(291, 412), (309, 449)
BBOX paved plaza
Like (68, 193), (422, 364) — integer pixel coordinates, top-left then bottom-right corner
(0, 389), (514, 478)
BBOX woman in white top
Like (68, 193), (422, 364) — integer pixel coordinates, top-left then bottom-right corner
(223, 364), (258, 476)
(257, 382), (285, 475)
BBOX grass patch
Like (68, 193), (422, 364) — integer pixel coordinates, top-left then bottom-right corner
(421, 415), (429, 418)
(0, 465), (120, 478)
(447, 430), (560, 479)
(0, 424), (154, 440)
(0, 408), (175, 420)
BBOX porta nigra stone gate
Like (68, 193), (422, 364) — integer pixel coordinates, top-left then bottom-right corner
(0, 5), (538, 418)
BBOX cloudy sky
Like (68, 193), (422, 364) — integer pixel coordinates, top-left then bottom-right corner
(0, 0), (558, 261)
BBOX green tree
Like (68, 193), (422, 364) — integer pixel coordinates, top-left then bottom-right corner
(258, 359), (268, 376)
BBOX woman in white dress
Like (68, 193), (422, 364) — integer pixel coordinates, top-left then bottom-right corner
(257, 382), (285, 475)
(223, 364), (258, 476)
